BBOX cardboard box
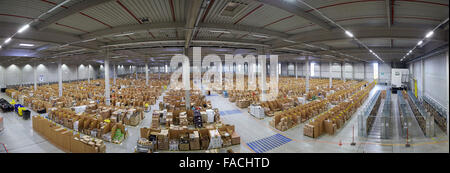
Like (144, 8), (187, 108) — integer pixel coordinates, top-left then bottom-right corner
(231, 131), (240, 145)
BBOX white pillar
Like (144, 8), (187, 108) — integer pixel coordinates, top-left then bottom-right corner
(446, 50), (449, 136)
(421, 59), (425, 100)
(113, 64), (116, 85)
(184, 48), (190, 110)
(75, 64), (78, 82)
(329, 61), (332, 88)
(158, 66), (161, 79)
(145, 63), (149, 86)
(58, 58), (62, 97)
(352, 63), (355, 80)
(341, 62), (346, 82)
(319, 62), (322, 78)
(88, 64), (91, 83)
(306, 56), (310, 93)
(363, 63), (366, 81)
(295, 62), (298, 79)
(33, 63), (37, 91)
(105, 49), (110, 106)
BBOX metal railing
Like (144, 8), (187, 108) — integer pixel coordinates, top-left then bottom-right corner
(358, 90), (381, 137)
(397, 91), (411, 138)
(406, 90), (434, 137)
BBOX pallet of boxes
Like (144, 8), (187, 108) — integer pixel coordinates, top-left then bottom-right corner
(32, 116), (106, 153)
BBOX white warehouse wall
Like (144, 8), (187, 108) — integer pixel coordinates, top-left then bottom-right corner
(409, 51), (449, 112)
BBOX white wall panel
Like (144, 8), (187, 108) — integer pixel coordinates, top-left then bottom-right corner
(424, 52), (448, 110)
(354, 63), (365, 80)
(379, 63), (391, 84)
(344, 63), (353, 79)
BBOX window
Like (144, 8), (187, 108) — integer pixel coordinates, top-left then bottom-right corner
(311, 62), (315, 77)
(373, 63), (378, 79)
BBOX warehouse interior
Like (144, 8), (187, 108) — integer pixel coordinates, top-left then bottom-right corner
(0, 0), (448, 153)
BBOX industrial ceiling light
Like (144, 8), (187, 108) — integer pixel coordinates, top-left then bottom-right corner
(209, 30), (231, 34)
(369, 50), (373, 53)
(252, 34), (269, 38)
(17, 24), (30, 33)
(81, 38), (96, 42)
(0, 45), (2, 49)
(4, 38), (11, 44)
(114, 33), (135, 37)
(345, 30), (354, 38)
(417, 40), (423, 46)
(19, 43), (34, 47)
(425, 31), (434, 38)
(409, 50), (412, 54)
(282, 39), (296, 43)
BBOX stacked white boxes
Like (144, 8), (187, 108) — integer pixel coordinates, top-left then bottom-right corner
(249, 104), (265, 119)
(206, 109), (215, 123)
(208, 129), (222, 149)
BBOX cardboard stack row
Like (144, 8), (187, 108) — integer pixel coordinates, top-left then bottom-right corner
(32, 116), (106, 153)
(269, 99), (329, 131)
(304, 81), (375, 138)
(423, 99), (447, 134)
(140, 124), (240, 151)
(47, 107), (129, 143)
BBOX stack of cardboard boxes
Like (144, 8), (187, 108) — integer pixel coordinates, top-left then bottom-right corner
(32, 116), (106, 153)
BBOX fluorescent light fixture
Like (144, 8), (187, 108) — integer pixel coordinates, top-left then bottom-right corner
(0, 45), (2, 49)
(60, 44), (69, 48)
(252, 34), (269, 38)
(4, 38), (11, 44)
(425, 31), (434, 38)
(282, 39), (296, 43)
(409, 50), (412, 53)
(417, 40), (423, 46)
(369, 50), (373, 53)
(19, 43), (34, 47)
(114, 33), (135, 37)
(209, 30), (230, 34)
(82, 38), (96, 42)
(18, 24), (30, 33)
(345, 30), (354, 37)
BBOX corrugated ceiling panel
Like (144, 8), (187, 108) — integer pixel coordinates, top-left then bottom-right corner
(81, 1), (136, 27)
(52, 13), (108, 33)
(266, 16), (310, 32)
(0, 0), (53, 24)
(47, 23), (85, 35)
(120, 0), (172, 23)
(204, 0), (262, 25)
(239, 4), (292, 28)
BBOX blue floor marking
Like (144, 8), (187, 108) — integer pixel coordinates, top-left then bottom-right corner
(246, 134), (292, 153)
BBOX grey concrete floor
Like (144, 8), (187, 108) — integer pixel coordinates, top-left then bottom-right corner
(0, 85), (448, 153)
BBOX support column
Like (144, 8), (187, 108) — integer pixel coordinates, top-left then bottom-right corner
(329, 61), (332, 88)
(158, 66), (161, 79)
(105, 49), (111, 106)
(295, 62), (298, 79)
(113, 64), (116, 85)
(446, 50), (449, 136)
(33, 62), (37, 91)
(145, 63), (149, 86)
(58, 58), (62, 97)
(306, 56), (310, 93)
(184, 47), (191, 110)
(363, 63), (366, 81)
(341, 62), (346, 82)
(421, 59), (425, 100)
(352, 63), (355, 80)
(76, 65), (79, 82)
(88, 64), (91, 83)
(319, 62), (322, 79)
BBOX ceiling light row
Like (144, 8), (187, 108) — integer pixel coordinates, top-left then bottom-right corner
(401, 18), (448, 62)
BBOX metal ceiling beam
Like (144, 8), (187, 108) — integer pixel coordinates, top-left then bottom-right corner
(386, 0), (392, 28)
(255, 0), (333, 31)
(80, 22), (288, 40)
(0, 22), (99, 50)
(81, 22), (185, 39)
(271, 26), (448, 49)
(34, 0), (113, 31)
(184, 0), (204, 48)
(316, 47), (425, 55)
